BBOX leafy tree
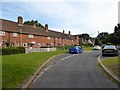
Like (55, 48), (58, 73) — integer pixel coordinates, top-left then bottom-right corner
(114, 24), (120, 44)
(97, 23), (120, 45)
(81, 33), (90, 41)
(24, 20), (44, 28)
(94, 38), (101, 45)
(97, 32), (109, 44)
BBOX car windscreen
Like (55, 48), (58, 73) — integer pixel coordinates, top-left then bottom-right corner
(103, 46), (116, 49)
(70, 46), (78, 49)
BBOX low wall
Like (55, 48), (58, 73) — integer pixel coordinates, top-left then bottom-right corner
(25, 48), (57, 53)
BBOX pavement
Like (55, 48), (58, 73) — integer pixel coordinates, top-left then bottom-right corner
(30, 50), (118, 88)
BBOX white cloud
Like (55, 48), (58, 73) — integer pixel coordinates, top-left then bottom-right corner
(1, 0), (119, 37)
(1, 0), (119, 2)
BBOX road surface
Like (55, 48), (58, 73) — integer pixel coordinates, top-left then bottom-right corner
(31, 50), (118, 88)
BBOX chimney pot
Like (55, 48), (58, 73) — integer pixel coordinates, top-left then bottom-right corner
(68, 31), (71, 35)
(44, 24), (48, 32)
(18, 16), (23, 26)
(63, 30), (65, 34)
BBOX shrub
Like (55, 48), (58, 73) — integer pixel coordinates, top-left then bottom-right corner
(2, 47), (25, 55)
(56, 45), (71, 50)
(82, 44), (93, 47)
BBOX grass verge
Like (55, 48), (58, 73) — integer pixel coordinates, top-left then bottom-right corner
(2, 50), (67, 88)
(83, 47), (93, 51)
(100, 56), (120, 87)
(101, 57), (120, 78)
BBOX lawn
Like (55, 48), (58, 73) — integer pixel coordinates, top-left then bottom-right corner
(2, 50), (67, 88)
(0, 55), (2, 89)
(101, 57), (120, 78)
(83, 47), (93, 51)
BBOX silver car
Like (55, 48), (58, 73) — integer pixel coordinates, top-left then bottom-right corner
(102, 45), (118, 56)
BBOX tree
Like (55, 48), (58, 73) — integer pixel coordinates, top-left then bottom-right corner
(94, 38), (101, 45)
(114, 24), (120, 44)
(24, 20), (44, 28)
(81, 33), (90, 41)
(97, 32), (109, 44)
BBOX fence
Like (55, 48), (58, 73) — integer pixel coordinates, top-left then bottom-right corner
(25, 48), (57, 53)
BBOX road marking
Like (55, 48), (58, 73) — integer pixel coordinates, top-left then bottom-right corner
(44, 54), (77, 70)
(60, 54), (76, 61)
(29, 54), (77, 87)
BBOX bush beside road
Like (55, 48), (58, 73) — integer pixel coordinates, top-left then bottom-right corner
(83, 47), (93, 51)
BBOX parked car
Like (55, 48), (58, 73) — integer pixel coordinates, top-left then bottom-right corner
(102, 45), (118, 56)
(93, 45), (101, 50)
(117, 46), (120, 50)
(69, 46), (83, 54)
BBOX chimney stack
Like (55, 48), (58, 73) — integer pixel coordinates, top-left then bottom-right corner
(33, 23), (36, 28)
(18, 16), (23, 26)
(63, 30), (65, 34)
(44, 24), (48, 32)
(68, 31), (71, 35)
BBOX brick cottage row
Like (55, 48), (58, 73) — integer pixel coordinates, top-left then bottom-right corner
(0, 16), (80, 48)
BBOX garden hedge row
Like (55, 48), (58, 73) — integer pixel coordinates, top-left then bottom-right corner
(56, 45), (71, 50)
(1, 47), (25, 55)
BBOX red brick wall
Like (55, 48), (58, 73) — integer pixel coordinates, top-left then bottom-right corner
(1, 31), (79, 48)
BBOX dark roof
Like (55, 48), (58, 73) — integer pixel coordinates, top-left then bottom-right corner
(0, 19), (76, 40)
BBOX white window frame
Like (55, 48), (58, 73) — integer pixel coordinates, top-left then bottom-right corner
(13, 33), (17, 37)
(23, 43), (27, 47)
(16, 43), (19, 46)
(0, 31), (5, 36)
(47, 37), (51, 39)
(38, 43), (41, 47)
(28, 35), (34, 38)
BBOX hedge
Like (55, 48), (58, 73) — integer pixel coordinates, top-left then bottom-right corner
(56, 45), (72, 50)
(1, 47), (25, 55)
(82, 44), (93, 47)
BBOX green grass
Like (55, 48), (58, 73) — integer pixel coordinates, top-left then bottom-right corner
(101, 57), (120, 79)
(2, 50), (67, 88)
(98, 63), (120, 87)
(83, 47), (93, 51)
(0, 55), (2, 89)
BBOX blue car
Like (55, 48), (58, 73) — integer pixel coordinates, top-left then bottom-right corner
(69, 46), (83, 54)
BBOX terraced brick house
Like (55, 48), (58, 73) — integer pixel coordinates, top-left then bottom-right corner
(0, 16), (80, 48)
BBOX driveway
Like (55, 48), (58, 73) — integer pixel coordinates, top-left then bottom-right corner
(31, 50), (118, 88)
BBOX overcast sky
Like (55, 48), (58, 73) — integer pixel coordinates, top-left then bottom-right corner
(1, 0), (119, 37)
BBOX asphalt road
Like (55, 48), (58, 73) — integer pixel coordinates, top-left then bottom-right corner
(31, 50), (118, 88)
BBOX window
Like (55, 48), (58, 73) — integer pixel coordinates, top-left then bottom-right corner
(28, 35), (34, 38)
(13, 33), (17, 37)
(38, 43), (41, 47)
(51, 43), (53, 45)
(23, 43), (27, 47)
(47, 37), (51, 39)
(0, 31), (5, 36)
(16, 43), (19, 46)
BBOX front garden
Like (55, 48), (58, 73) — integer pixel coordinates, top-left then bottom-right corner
(2, 50), (67, 88)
